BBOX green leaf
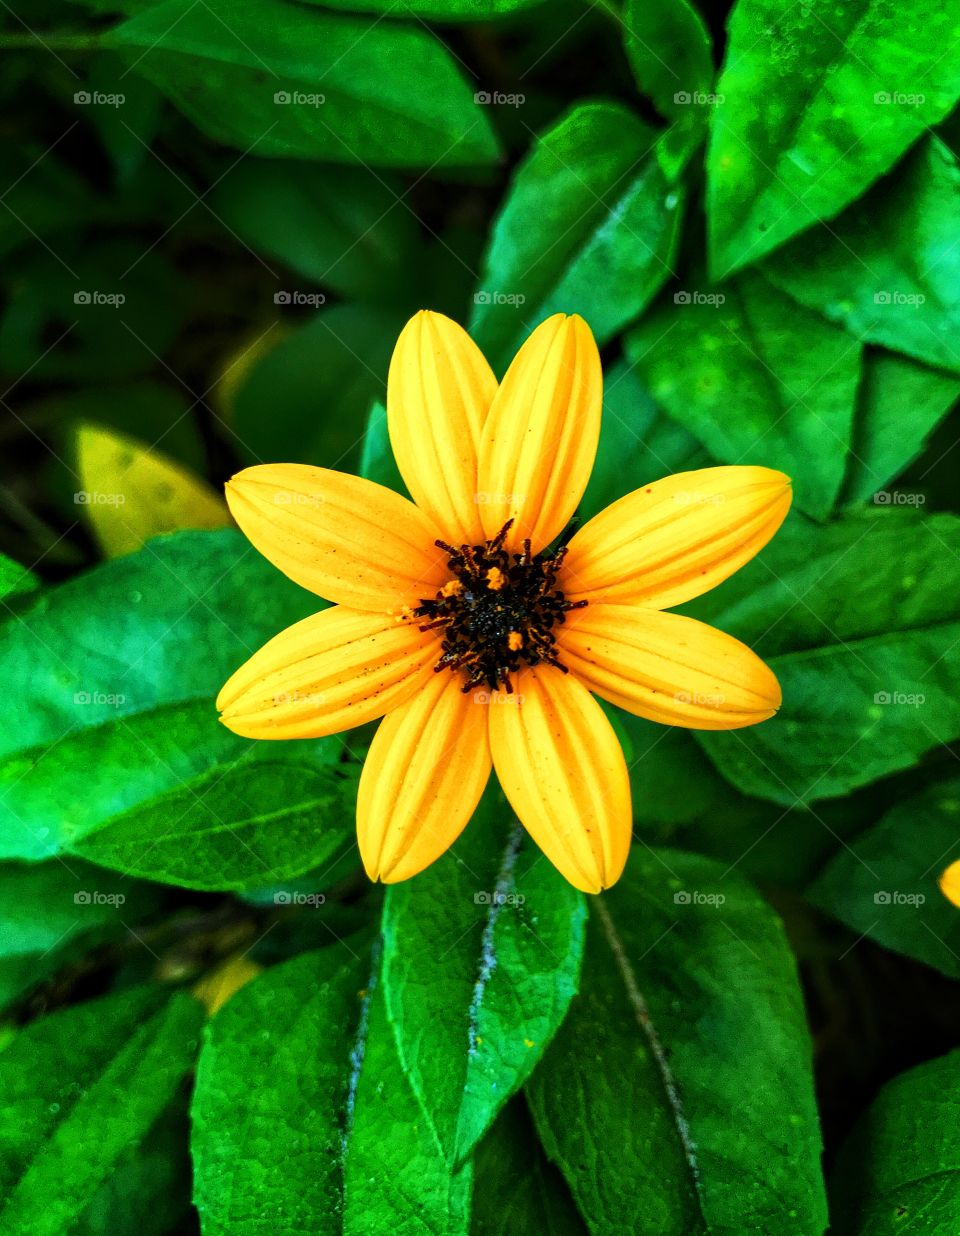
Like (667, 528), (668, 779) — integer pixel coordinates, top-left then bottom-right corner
(840, 349), (960, 505)
(527, 849), (827, 1235)
(0, 529), (357, 889)
(579, 358), (712, 523)
(471, 1100), (586, 1235)
(210, 160), (424, 302)
(72, 758), (357, 891)
(690, 510), (960, 803)
(382, 796), (587, 1162)
(707, 0), (960, 275)
(829, 1048), (960, 1232)
(0, 552), (37, 603)
(84, 51), (165, 184)
(344, 963), (472, 1235)
(470, 100), (685, 369)
(192, 949), (362, 1234)
(232, 305), (401, 467)
(764, 138), (960, 375)
(808, 779), (960, 979)
(0, 859), (162, 1008)
(622, 0), (714, 180)
(0, 986), (203, 1236)
(358, 400), (408, 496)
(108, 0), (500, 168)
(625, 272), (861, 518)
(192, 946), (472, 1235)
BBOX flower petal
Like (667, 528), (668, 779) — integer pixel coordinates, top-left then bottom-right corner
(557, 604), (781, 730)
(561, 466), (792, 608)
(387, 310), (497, 545)
(226, 464), (449, 611)
(477, 314), (602, 554)
(488, 665), (631, 893)
(358, 672), (491, 883)
(217, 606), (440, 739)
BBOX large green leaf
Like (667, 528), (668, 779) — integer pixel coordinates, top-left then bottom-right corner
(0, 986), (203, 1236)
(210, 161), (424, 302)
(707, 0), (960, 275)
(622, 0), (714, 180)
(764, 139), (960, 375)
(527, 849), (827, 1234)
(108, 0), (500, 168)
(0, 529), (356, 888)
(808, 779), (960, 979)
(470, 101), (685, 369)
(382, 794), (587, 1163)
(192, 949), (363, 1233)
(690, 510), (960, 803)
(829, 1048), (960, 1232)
(192, 946), (472, 1235)
(626, 272), (861, 518)
(344, 964), (472, 1235)
(840, 349), (960, 506)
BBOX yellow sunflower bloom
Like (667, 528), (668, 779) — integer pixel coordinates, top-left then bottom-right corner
(217, 311), (791, 894)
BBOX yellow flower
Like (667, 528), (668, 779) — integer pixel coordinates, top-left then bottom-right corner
(939, 859), (960, 907)
(217, 312), (791, 894)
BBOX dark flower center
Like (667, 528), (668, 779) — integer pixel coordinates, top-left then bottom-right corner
(407, 519), (586, 693)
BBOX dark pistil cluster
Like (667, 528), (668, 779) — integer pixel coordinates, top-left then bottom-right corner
(407, 519), (587, 693)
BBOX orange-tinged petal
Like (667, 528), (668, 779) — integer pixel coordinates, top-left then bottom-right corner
(477, 314), (601, 554)
(226, 464), (449, 611)
(358, 671), (491, 883)
(561, 466), (792, 608)
(217, 606), (440, 739)
(488, 665), (630, 893)
(557, 604), (781, 730)
(387, 310), (497, 545)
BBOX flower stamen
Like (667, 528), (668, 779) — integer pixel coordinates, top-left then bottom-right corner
(407, 519), (587, 692)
